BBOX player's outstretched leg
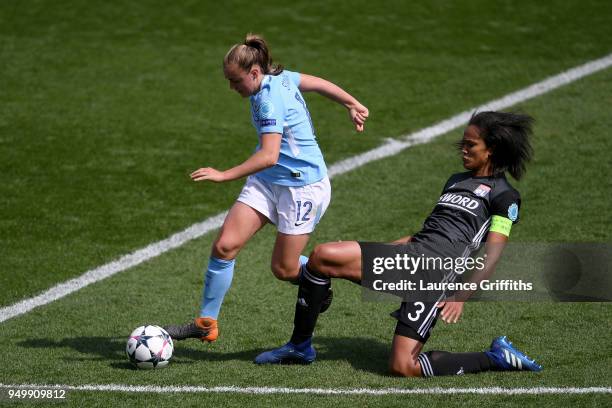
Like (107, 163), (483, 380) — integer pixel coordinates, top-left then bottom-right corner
(485, 336), (543, 372)
(255, 241), (362, 364)
(255, 263), (330, 364)
(296, 255), (334, 314)
(411, 336), (542, 377)
(416, 350), (494, 377)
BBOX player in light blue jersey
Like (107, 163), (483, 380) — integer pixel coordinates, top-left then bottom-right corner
(165, 33), (368, 343)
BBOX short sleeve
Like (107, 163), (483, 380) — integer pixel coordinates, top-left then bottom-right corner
(490, 190), (521, 224)
(286, 71), (301, 87)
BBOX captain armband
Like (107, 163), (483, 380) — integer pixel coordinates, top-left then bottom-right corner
(489, 215), (513, 237)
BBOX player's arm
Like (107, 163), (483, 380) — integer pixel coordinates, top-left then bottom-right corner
(456, 192), (518, 296)
(439, 228), (510, 323)
(190, 133), (281, 183)
(298, 73), (369, 132)
(392, 236), (412, 244)
(463, 231), (509, 297)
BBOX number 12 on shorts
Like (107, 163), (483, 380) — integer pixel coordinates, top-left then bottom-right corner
(295, 200), (313, 224)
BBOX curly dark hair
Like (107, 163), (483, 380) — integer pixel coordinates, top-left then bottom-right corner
(467, 111), (534, 180)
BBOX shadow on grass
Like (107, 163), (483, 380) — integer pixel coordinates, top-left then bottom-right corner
(17, 336), (269, 369)
(18, 336), (126, 362)
(314, 336), (390, 375)
(17, 334), (391, 374)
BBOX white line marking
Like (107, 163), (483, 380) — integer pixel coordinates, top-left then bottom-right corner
(2, 53), (612, 324)
(328, 53), (612, 177)
(0, 383), (611, 396)
(0, 212), (228, 323)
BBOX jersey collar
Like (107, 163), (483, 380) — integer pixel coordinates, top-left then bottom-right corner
(251, 75), (271, 101)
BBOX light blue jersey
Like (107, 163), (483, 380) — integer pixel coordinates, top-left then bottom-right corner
(250, 70), (327, 186)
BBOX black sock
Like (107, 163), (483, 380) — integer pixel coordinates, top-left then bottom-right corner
(418, 351), (493, 377)
(290, 265), (330, 345)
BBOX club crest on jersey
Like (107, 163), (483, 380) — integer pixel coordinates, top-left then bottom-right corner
(281, 75), (290, 89)
(508, 203), (519, 221)
(473, 184), (491, 198)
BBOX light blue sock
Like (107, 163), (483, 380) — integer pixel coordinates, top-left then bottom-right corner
(291, 255), (309, 284)
(299, 255), (309, 268)
(200, 256), (235, 319)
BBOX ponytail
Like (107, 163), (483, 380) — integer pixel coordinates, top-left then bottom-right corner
(224, 33), (283, 75)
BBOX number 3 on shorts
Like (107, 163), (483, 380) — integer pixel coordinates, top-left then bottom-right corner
(407, 302), (425, 321)
(296, 200), (313, 223)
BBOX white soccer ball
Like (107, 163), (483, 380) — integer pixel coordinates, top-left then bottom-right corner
(126, 325), (174, 369)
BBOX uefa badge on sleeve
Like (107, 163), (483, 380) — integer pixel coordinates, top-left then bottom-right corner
(508, 203), (519, 222)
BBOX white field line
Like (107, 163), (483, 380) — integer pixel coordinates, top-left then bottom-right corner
(1, 53), (612, 324)
(0, 383), (611, 396)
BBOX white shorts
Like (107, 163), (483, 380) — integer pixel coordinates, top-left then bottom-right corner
(237, 175), (331, 235)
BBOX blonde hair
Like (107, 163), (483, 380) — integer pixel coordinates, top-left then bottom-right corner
(224, 33), (283, 75)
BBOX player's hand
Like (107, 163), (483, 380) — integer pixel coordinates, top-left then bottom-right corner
(348, 103), (369, 132)
(190, 167), (226, 182)
(437, 299), (464, 324)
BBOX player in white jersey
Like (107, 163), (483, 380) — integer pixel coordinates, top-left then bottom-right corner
(165, 33), (369, 343)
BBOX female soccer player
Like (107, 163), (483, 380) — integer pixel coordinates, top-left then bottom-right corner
(256, 111), (544, 377)
(165, 34), (369, 343)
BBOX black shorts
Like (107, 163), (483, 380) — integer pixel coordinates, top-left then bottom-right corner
(359, 241), (455, 343)
(391, 301), (440, 343)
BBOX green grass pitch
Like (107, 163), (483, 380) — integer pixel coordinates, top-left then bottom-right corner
(1, 0), (611, 407)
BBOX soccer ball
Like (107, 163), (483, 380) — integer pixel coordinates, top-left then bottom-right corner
(126, 325), (174, 369)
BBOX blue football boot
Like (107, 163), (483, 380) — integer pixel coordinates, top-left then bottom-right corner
(486, 336), (543, 372)
(254, 340), (316, 365)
